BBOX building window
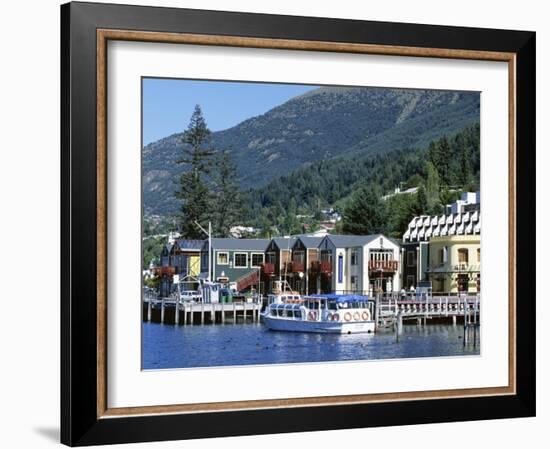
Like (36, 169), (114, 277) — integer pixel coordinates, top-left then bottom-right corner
(350, 275), (358, 290)
(350, 249), (358, 265)
(234, 253), (247, 268)
(458, 248), (469, 264)
(407, 275), (415, 288)
(457, 274), (469, 292)
(251, 253), (264, 267)
(407, 250), (416, 267)
(439, 247), (448, 264)
(266, 251), (276, 264)
(217, 252), (229, 265)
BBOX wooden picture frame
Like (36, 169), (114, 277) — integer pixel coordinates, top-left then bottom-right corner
(61, 1), (535, 446)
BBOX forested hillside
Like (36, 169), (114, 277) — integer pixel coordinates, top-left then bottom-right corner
(244, 124), (480, 238)
(143, 86), (480, 216)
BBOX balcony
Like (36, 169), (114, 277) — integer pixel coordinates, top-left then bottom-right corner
(261, 262), (275, 275)
(290, 261), (305, 273)
(153, 266), (176, 277)
(319, 260), (333, 274)
(368, 260), (398, 272)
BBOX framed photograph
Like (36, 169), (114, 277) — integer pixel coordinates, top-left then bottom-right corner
(61, 1), (535, 446)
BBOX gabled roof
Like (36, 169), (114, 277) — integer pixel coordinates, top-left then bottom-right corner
(295, 236), (323, 249)
(322, 234), (382, 248)
(207, 238), (271, 251)
(174, 239), (204, 251)
(271, 237), (296, 250)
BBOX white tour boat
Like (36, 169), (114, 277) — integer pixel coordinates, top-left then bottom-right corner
(262, 294), (375, 334)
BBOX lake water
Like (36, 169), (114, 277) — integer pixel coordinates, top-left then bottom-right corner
(142, 322), (480, 369)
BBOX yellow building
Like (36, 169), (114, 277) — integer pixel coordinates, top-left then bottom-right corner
(427, 235), (480, 294)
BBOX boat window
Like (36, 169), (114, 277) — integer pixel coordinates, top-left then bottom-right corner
(271, 309), (277, 317)
(328, 301), (337, 310)
(294, 310), (302, 319)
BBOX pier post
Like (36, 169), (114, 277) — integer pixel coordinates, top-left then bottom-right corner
(397, 311), (403, 335)
(183, 304), (187, 325)
(233, 301), (236, 324)
(374, 295), (379, 328)
(160, 299), (165, 324)
(221, 304), (225, 325)
(190, 303), (194, 325)
(147, 299), (152, 322)
(201, 303), (205, 325)
(463, 299), (468, 346)
(175, 301), (180, 325)
(452, 315), (457, 325)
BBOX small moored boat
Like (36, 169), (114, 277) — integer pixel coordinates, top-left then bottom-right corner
(262, 294), (375, 334)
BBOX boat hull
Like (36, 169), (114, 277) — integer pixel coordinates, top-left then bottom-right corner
(262, 315), (375, 334)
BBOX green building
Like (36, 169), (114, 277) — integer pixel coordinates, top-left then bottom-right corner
(202, 238), (270, 292)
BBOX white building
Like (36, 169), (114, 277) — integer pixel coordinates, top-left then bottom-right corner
(317, 234), (401, 295)
(403, 191), (480, 243)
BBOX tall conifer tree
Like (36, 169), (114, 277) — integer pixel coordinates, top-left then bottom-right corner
(212, 150), (243, 237)
(175, 105), (215, 239)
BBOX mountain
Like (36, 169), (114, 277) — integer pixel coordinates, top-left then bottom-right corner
(143, 86), (480, 216)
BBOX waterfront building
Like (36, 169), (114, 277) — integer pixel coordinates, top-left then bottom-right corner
(203, 238), (271, 292)
(427, 235), (481, 293)
(263, 237), (295, 291)
(288, 236), (323, 294)
(157, 239), (203, 296)
(401, 240), (429, 289)
(317, 234), (401, 294)
(402, 191), (481, 293)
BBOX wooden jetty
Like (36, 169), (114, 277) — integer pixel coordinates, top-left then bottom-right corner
(143, 296), (262, 326)
(376, 295), (480, 327)
(375, 295), (480, 345)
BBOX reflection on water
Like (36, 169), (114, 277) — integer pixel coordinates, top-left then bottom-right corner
(142, 322), (480, 370)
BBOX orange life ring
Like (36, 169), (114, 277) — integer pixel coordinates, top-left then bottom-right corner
(362, 311), (370, 321)
(353, 312), (361, 321)
(332, 313), (340, 322)
(344, 312), (352, 322)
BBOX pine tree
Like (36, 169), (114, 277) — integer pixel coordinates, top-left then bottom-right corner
(458, 145), (472, 186)
(425, 161), (441, 213)
(414, 185), (429, 215)
(342, 185), (387, 235)
(437, 135), (453, 186)
(212, 151), (243, 237)
(175, 105), (216, 239)
(284, 198), (301, 235)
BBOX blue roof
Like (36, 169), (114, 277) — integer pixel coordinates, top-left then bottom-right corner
(295, 236), (323, 249)
(175, 239), (204, 251)
(308, 294), (370, 302)
(208, 238), (271, 251)
(322, 234), (381, 248)
(271, 237), (296, 250)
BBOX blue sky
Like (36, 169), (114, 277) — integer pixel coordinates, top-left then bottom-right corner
(142, 78), (319, 145)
